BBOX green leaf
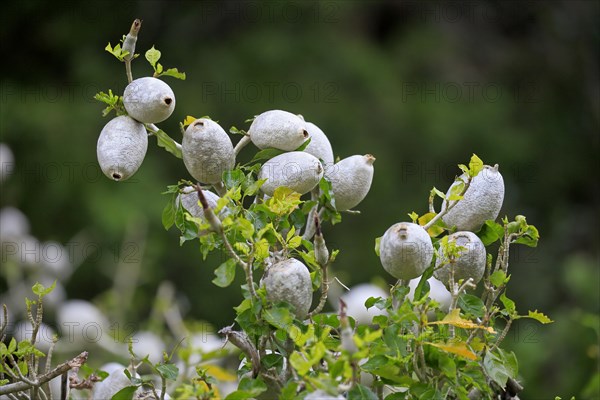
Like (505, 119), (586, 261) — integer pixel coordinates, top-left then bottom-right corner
(295, 137), (311, 151)
(154, 129), (182, 159)
(514, 225), (540, 247)
(8, 338), (16, 353)
(32, 281), (56, 297)
(413, 266), (433, 302)
(212, 259), (237, 288)
(156, 363), (179, 380)
(438, 354), (456, 379)
(348, 384), (378, 400)
(431, 187), (446, 200)
(225, 377), (267, 399)
(249, 148), (285, 164)
(223, 170), (246, 189)
(468, 154), (484, 177)
(458, 293), (485, 318)
(145, 46), (161, 67)
(408, 211), (419, 223)
(483, 351), (512, 388)
(374, 236), (381, 257)
(111, 385), (138, 400)
(263, 307), (293, 330)
(478, 220), (504, 245)
(162, 195), (177, 230)
(447, 180), (465, 201)
(159, 68), (186, 80)
(500, 293), (516, 315)
(524, 310), (553, 324)
(490, 270), (509, 287)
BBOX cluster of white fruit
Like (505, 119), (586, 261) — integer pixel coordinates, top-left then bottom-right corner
(97, 83), (377, 318)
(379, 164), (504, 292)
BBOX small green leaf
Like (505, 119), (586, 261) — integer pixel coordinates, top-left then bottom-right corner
(525, 310), (553, 324)
(212, 259), (237, 288)
(154, 129), (182, 159)
(483, 351), (511, 388)
(431, 187), (446, 200)
(32, 281), (56, 297)
(294, 137), (311, 151)
(458, 293), (485, 318)
(8, 338), (17, 353)
(348, 384), (378, 400)
(145, 46), (161, 67)
(263, 307), (293, 330)
(156, 363), (179, 380)
(478, 220), (504, 245)
(500, 293), (516, 315)
(408, 211), (419, 223)
(468, 154), (484, 177)
(162, 195), (177, 230)
(374, 236), (381, 256)
(111, 385), (138, 400)
(490, 270), (509, 287)
(249, 148), (285, 164)
(159, 68), (186, 80)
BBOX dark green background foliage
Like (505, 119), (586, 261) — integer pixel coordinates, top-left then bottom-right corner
(0, 1), (598, 398)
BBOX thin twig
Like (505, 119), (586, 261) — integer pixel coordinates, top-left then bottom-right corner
(423, 176), (472, 231)
(233, 135), (251, 156)
(0, 352), (88, 396)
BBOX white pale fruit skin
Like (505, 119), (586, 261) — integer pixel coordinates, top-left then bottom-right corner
(258, 151), (324, 196)
(433, 231), (487, 287)
(408, 276), (452, 313)
(123, 77), (175, 123)
(249, 110), (308, 151)
(340, 284), (388, 325)
(0, 143), (14, 182)
(0, 207), (30, 238)
(92, 367), (132, 400)
(12, 321), (56, 353)
(325, 154), (375, 211)
(304, 390), (345, 399)
(97, 115), (148, 181)
(304, 122), (334, 167)
(131, 331), (166, 364)
(380, 222), (434, 280)
(262, 258), (312, 318)
(182, 118), (235, 184)
(441, 165), (505, 232)
(57, 300), (109, 345)
(177, 186), (221, 218)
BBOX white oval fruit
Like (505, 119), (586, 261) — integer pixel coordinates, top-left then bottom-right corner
(441, 165), (505, 232)
(380, 222), (434, 280)
(97, 115), (148, 181)
(248, 110), (308, 151)
(182, 119), (235, 184)
(304, 122), (334, 166)
(0, 143), (14, 182)
(92, 366), (132, 400)
(131, 331), (165, 364)
(433, 231), (486, 287)
(0, 207), (30, 238)
(258, 151), (323, 196)
(57, 300), (109, 345)
(123, 77), (175, 123)
(340, 284), (388, 325)
(408, 276), (452, 313)
(325, 154), (375, 211)
(262, 258), (312, 318)
(177, 186), (221, 218)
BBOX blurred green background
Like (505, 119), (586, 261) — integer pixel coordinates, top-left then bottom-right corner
(1, 0), (598, 398)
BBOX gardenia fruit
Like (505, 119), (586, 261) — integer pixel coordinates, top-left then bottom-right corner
(258, 151), (323, 196)
(379, 222), (434, 280)
(304, 121), (334, 166)
(92, 365), (131, 399)
(441, 164), (505, 232)
(340, 283), (388, 325)
(177, 186), (221, 218)
(182, 118), (235, 184)
(123, 77), (175, 123)
(97, 115), (148, 181)
(325, 154), (375, 211)
(262, 258), (312, 318)
(408, 276), (452, 313)
(433, 231), (486, 287)
(248, 110), (308, 151)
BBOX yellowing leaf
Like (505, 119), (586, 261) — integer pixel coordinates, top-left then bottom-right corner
(204, 364), (237, 382)
(183, 116), (197, 127)
(429, 309), (496, 333)
(469, 154), (484, 177)
(426, 340), (477, 360)
(266, 187), (302, 216)
(418, 212), (445, 237)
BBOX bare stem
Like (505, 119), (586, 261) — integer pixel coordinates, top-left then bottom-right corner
(218, 325), (260, 377)
(0, 352), (88, 396)
(233, 135), (251, 156)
